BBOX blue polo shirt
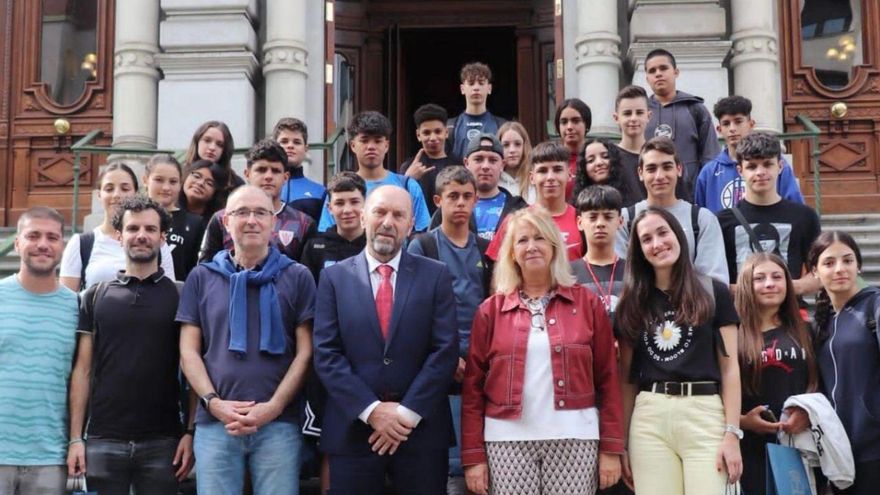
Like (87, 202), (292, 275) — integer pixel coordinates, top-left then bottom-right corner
(176, 258), (316, 424)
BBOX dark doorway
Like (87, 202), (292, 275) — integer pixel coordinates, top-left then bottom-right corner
(392, 26), (518, 164)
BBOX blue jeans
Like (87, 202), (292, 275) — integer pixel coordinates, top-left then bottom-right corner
(194, 421), (302, 495)
(448, 394), (463, 477)
(85, 437), (179, 495)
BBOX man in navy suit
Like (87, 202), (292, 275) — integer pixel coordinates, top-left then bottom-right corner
(313, 185), (458, 494)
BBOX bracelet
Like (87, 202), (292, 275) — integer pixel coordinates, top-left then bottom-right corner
(68, 438), (84, 446)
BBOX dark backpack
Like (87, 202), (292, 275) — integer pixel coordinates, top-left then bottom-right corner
(414, 231), (493, 296)
(78, 230), (164, 289)
(627, 203), (702, 259)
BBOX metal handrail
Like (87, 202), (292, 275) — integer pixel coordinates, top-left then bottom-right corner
(68, 127), (349, 233)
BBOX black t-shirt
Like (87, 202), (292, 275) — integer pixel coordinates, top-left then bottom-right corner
(168, 208), (205, 281)
(718, 198), (821, 284)
(570, 257), (626, 326)
(299, 228), (366, 282)
(740, 326), (812, 495)
(399, 155), (459, 216)
(78, 272), (183, 440)
(630, 279), (738, 385)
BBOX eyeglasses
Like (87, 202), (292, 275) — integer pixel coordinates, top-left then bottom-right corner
(190, 171), (216, 189)
(227, 208), (272, 219)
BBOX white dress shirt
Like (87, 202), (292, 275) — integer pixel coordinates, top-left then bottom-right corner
(358, 249), (422, 427)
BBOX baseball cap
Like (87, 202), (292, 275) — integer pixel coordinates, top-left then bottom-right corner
(465, 133), (504, 158)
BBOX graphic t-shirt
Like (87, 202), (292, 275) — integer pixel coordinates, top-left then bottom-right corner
(167, 208), (205, 281)
(570, 257), (626, 325)
(628, 279), (738, 385)
(740, 326), (811, 495)
(200, 204), (316, 263)
(717, 199), (821, 283)
(486, 205), (583, 261)
(451, 112), (501, 161)
(474, 192), (507, 242)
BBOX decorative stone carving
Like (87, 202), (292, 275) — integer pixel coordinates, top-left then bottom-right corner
(263, 43), (309, 76)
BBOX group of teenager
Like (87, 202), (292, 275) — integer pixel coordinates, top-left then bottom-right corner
(1, 52), (879, 495)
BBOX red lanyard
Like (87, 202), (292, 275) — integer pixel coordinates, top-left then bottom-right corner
(584, 257), (618, 310)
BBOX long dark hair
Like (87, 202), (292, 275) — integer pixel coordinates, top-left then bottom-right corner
(178, 159), (229, 219)
(616, 207), (714, 344)
(808, 231), (863, 340)
(183, 121), (234, 170)
(735, 252), (818, 395)
(572, 138), (633, 206)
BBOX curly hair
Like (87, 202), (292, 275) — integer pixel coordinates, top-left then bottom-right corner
(348, 111), (392, 141)
(246, 139), (289, 169)
(572, 139), (633, 206)
(111, 196), (172, 234)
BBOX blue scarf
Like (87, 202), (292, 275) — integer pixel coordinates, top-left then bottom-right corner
(203, 247), (294, 355)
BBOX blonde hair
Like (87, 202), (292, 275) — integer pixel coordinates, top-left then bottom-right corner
(497, 121), (533, 195)
(493, 208), (575, 294)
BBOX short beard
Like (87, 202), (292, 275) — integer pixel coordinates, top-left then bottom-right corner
(127, 247), (159, 264)
(370, 236), (398, 257)
(22, 258), (57, 277)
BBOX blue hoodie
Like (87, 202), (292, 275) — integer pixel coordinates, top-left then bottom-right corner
(818, 287), (880, 463)
(694, 148), (804, 214)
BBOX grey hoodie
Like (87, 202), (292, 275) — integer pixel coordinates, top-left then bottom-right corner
(645, 91), (720, 188)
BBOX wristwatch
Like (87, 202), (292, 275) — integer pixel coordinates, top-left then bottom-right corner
(200, 392), (220, 410)
(724, 424), (744, 440)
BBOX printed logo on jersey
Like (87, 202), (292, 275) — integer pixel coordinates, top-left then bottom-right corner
(278, 230), (295, 246)
(654, 124), (674, 140)
(733, 222), (792, 273)
(644, 309), (695, 363)
(466, 128), (481, 142)
(761, 338), (806, 373)
(720, 178), (745, 209)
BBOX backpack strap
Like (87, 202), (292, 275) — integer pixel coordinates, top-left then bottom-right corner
(626, 205), (637, 234)
(78, 231), (95, 290)
(731, 206), (764, 254)
(414, 232), (440, 261)
(691, 203), (701, 260)
(84, 281), (110, 427)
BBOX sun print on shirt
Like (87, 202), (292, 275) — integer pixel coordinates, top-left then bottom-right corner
(643, 309), (695, 363)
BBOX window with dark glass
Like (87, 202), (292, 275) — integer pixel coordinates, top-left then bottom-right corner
(800, 0), (863, 89)
(40, 0), (98, 105)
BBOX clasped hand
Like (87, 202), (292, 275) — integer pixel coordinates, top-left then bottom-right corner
(367, 402), (414, 455)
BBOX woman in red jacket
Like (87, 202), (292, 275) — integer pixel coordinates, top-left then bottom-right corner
(462, 208), (624, 495)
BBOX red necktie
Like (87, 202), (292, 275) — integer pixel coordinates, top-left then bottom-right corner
(375, 264), (394, 339)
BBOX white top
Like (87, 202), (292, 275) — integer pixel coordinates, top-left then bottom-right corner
(499, 172), (521, 197)
(60, 227), (177, 288)
(484, 324), (600, 442)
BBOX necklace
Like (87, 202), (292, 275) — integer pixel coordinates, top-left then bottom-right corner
(584, 257), (618, 312)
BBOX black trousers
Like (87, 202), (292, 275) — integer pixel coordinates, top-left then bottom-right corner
(327, 448), (447, 495)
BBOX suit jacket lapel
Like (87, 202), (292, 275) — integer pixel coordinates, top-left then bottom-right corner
(353, 253), (384, 342)
(386, 251), (415, 349)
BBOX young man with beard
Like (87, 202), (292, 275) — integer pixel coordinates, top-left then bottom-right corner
(318, 111), (431, 233)
(200, 138), (316, 262)
(67, 197), (194, 494)
(0, 207), (78, 495)
(401, 104), (458, 216)
(614, 137), (728, 284)
(643, 49), (720, 197)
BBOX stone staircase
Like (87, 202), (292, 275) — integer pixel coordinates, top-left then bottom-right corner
(819, 214), (880, 288)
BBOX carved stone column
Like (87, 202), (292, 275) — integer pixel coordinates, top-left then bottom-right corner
(264, 0), (309, 132)
(156, 0), (259, 170)
(112, 0), (160, 149)
(730, 0), (783, 133)
(574, 0), (621, 135)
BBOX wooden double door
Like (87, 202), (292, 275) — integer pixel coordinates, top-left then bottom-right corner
(330, 0), (559, 167)
(781, 0), (880, 213)
(0, 0), (114, 227)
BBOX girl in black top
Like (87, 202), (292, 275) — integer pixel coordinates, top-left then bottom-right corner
(144, 154), (206, 280)
(809, 231), (880, 495)
(616, 207), (742, 495)
(734, 252), (818, 494)
(182, 120), (244, 202)
(572, 139), (635, 207)
(179, 159), (229, 223)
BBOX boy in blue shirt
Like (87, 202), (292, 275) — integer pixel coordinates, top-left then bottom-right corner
(694, 95), (803, 213)
(317, 111), (431, 232)
(276, 117), (325, 221)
